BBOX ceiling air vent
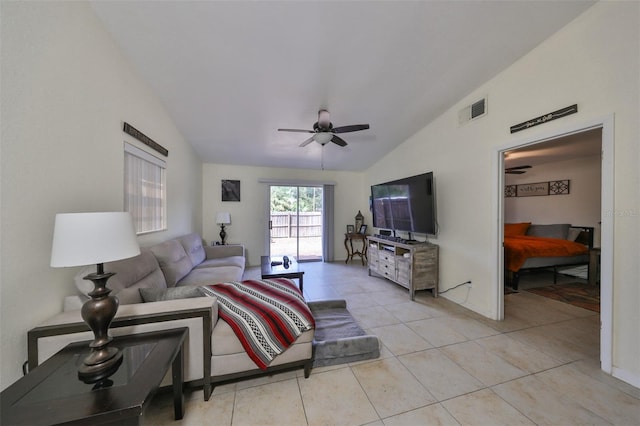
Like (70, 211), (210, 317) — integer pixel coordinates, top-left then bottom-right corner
(458, 97), (487, 125)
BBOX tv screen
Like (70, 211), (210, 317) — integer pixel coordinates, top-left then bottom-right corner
(371, 172), (436, 235)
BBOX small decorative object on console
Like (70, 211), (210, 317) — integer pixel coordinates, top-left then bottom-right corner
(216, 212), (231, 245)
(355, 210), (364, 232)
(346, 225), (355, 234)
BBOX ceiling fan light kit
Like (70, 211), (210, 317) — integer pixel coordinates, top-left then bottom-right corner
(278, 109), (370, 148)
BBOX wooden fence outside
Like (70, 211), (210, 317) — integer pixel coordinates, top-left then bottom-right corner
(271, 212), (322, 238)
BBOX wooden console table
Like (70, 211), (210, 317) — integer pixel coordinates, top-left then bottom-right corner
(367, 236), (438, 300)
(344, 233), (368, 265)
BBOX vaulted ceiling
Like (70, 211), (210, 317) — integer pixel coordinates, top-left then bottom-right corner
(90, 1), (595, 171)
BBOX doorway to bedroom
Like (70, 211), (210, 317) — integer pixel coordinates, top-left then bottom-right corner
(497, 116), (614, 372)
(502, 127), (602, 310)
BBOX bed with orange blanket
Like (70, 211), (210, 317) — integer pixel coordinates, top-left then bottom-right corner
(504, 223), (593, 289)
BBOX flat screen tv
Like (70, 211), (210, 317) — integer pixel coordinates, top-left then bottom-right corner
(371, 172), (436, 236)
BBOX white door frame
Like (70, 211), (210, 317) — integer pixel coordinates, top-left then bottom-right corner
(494, 114), (614, 374)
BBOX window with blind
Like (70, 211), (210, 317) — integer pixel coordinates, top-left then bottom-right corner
(124, 142), (166, 234)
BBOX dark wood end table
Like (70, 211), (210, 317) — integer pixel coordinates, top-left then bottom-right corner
(344, 233), (368, 265)
(261, 255), (304, 291)
(2, 328), (188, 426)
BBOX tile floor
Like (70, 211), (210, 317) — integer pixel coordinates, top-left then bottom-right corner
(143, 262), (639, 426)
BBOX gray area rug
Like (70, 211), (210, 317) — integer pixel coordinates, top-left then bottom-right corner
(308, 300), (380, 367)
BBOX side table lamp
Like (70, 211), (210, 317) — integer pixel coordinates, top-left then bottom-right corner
(216, 212), (231, 245)
(50, 212), (140, 383)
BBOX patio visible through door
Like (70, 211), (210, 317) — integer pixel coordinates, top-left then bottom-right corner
(269, 185), (323, 261)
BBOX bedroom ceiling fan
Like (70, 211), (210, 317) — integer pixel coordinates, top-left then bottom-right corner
(505, 165), (532, 174)
(278, 109), (370, 147)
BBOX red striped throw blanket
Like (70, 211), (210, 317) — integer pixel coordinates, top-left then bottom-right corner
(201, 278), (315, 370)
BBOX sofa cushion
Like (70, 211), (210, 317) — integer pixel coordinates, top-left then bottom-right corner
(74, 249), (167, 305)
(139, 286), (204, 302)
(178, 233), (206, 267)
(195, 255), (245, 270)
(150, 240), (193, 287)
(176, 266), (244, 286)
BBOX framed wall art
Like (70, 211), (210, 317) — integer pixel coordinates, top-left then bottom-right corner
(221, 180), (240, 202)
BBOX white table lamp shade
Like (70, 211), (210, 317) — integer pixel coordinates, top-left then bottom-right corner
(51, 212), (140, 267)
(216, 212), (231, 225)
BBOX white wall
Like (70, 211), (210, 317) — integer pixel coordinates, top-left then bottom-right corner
(0, 2), (202, 389)
(365, 2), (639, 384)
(505, 154), (602, 230)
(203, 164), (366, 266)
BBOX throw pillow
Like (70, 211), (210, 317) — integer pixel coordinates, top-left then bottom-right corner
(504, 222), (531, 237)
(139, 286), (204, 303)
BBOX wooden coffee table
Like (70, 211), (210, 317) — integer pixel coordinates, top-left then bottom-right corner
(261, 255), (304, 291)
(1, 328), (188, 425)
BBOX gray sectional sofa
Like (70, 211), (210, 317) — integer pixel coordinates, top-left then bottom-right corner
(31, 233), (314, 401)
(71, 233), (246, 305)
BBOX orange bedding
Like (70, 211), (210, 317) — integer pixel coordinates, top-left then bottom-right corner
(504, 235), (588, 272)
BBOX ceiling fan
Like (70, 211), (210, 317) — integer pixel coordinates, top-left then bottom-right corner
(278, 109), (370, 147)
(505, 165), (532, 174)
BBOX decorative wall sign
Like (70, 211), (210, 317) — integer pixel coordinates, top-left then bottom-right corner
(505, 180), (570, 198)
(510, 104), (578, 134)
(221, 180), (241, 201)
(517, 182), (549, 197)
(123, 122), (169, 156)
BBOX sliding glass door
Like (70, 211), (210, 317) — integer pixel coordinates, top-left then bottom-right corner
(269, 185), (323, 261)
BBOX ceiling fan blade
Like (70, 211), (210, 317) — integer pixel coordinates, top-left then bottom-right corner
(278, 128), (314, 133)
(331, 135), (348, 147)
(506, 170), (526, 174)
(505, 165), (532, 171)
(299, 136), (315, 147)
(332, 124), (370, 134)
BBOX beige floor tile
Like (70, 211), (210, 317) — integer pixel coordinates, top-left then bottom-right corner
(144, 390), (235, 426)
(406, 317), (468, 347)
(476, 334), (563, 373)
(299, 367), (379, 426)
(399, 349), (484, 401)
(374, 289), (413, 306)
(371, 323), (433, 355)
(507, 324), (590, 363)
(493, 375), (611, 425)
(352, 357), (436, 418)
(442, 389), (536, 426)
(536, 364), (640, 425)
(342, 292), (380, 309)
(439, 314), (502, 339)
(234, 369), (299, 391)
(232, 379), (306, 425)
(383, 403), (460, 426)
(440, 341), (528, 386)
(383, 301), (436, 322)
(349, 305), (402, 328)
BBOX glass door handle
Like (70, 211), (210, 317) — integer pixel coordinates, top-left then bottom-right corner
(269, 220), (273, 230)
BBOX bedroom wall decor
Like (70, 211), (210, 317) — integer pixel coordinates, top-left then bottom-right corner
(221, 179), (241, 201)
(505, 180), (570, 197)
(510, 104), (578, 133)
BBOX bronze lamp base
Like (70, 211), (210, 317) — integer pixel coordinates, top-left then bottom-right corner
(78, 264), (122, 383)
